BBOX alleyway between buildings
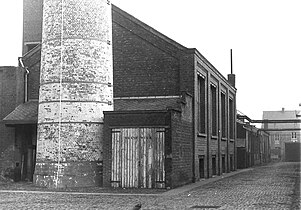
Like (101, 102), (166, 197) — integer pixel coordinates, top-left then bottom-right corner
(0, 162), (300, 209)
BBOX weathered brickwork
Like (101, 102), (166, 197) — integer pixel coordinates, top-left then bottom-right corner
(192, 54), (237, 180)
(23, 0), (43, 54)
(27, 54), (41, 100)
(103, 99), (193, 189)
(0, 1), (240, 188)
(0, 67), (25, 178)
(171, 111), (193, 188)
(236, 121), (270, 169)
(35, 0), (113, 188)
(112, 7), (183, 98)
(36, 123), (103, 162)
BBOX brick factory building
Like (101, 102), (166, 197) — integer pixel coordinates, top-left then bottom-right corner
(1, 0), (237, 188)
(236, 117), (271, 169)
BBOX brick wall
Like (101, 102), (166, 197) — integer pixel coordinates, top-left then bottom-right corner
(21, 3), (187, 99)
(114, 97), (180, 111)
(195, 136), (208, 179)
(179, 53), (195, 94)
(23, 0), (43, 54)
(0, 67), (25, 177)
(170, 110), (193, 188)
(169, 93), (193, 188)
(23, 46), (41, 100)
(112, 7), (184, 97)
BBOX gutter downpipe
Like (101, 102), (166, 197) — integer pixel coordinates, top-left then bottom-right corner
(18, 57), (29, 102)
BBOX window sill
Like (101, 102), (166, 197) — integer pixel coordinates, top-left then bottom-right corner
(211, 136), (218, 140)
(197, 133), (207, 137)
(221, 137), (227, 141)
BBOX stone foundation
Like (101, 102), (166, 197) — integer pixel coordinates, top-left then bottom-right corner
(34, 161), (102, 188)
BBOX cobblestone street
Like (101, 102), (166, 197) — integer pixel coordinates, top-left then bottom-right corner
(0, 162), (300, 209)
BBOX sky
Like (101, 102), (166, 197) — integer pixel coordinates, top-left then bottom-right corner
(0, 0), (300, 120)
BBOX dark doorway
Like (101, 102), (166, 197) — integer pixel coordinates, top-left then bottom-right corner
(285, 142), (301, 162)
(199, 155), (205, 178)
(237, 147), (247, 169)
(222, 155), (226, 173)
(212, 155), (216, 176)
(230, 155), (234, 171)
(15, 125), (37, 182)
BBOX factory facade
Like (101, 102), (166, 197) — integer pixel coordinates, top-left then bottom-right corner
(1, 0), (237, 188)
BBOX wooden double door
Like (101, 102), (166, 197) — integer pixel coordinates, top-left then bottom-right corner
(111, 128), (165, 188)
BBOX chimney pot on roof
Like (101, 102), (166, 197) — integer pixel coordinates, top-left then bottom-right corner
(282, 108), (285, 112)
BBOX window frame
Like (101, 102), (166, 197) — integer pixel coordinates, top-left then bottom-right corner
(197, 75), (206, 134)
(210, 84), (217, 137)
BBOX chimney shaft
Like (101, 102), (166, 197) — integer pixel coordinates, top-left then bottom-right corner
(228, 49), (236, 87)
(35, 0), (113, 188)
(228, 74), (236, 88)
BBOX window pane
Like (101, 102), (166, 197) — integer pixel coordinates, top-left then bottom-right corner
(198, 76), (206, 133)
(211, 85), (217, 136)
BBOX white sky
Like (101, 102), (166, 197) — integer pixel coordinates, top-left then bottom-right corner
(0, 0), (300, 120)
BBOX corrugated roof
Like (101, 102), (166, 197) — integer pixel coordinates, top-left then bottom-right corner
(2, 100), (38, 124)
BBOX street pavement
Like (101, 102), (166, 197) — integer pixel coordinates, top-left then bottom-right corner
(0, 162), (300, 209)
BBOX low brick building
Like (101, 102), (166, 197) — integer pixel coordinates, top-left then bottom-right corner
(1, 1), (237, 188)
(0, 67), (26, 179)
(103, 93), (193, 189)
(236, 117), (271, 169)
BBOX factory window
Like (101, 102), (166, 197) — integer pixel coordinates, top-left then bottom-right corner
(274, 134), (280, 145)
(229, 98), (234, 139)
(292, 132), (297, 139)
(221, 92), (226, 138)
(197, 75), (206, 134)
(25, 43), (39, 53)
(211, 84), (217, 136)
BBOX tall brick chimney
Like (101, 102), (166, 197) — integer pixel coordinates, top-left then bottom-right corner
(227, 74), (236, 88)
(34, 0), (113, 188)
(228, 49), (236, 87)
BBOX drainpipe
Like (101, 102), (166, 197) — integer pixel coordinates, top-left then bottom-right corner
(18, 57), (29, 102)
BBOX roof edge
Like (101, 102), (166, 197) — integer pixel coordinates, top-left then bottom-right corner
(188, 48), (237, 92)
(112, 4), (188, 53)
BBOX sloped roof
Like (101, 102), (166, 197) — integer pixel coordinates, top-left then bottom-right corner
(262, 110), (300, 120)
(2, 100), (38, 125)
(262, 109), (301, 129)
